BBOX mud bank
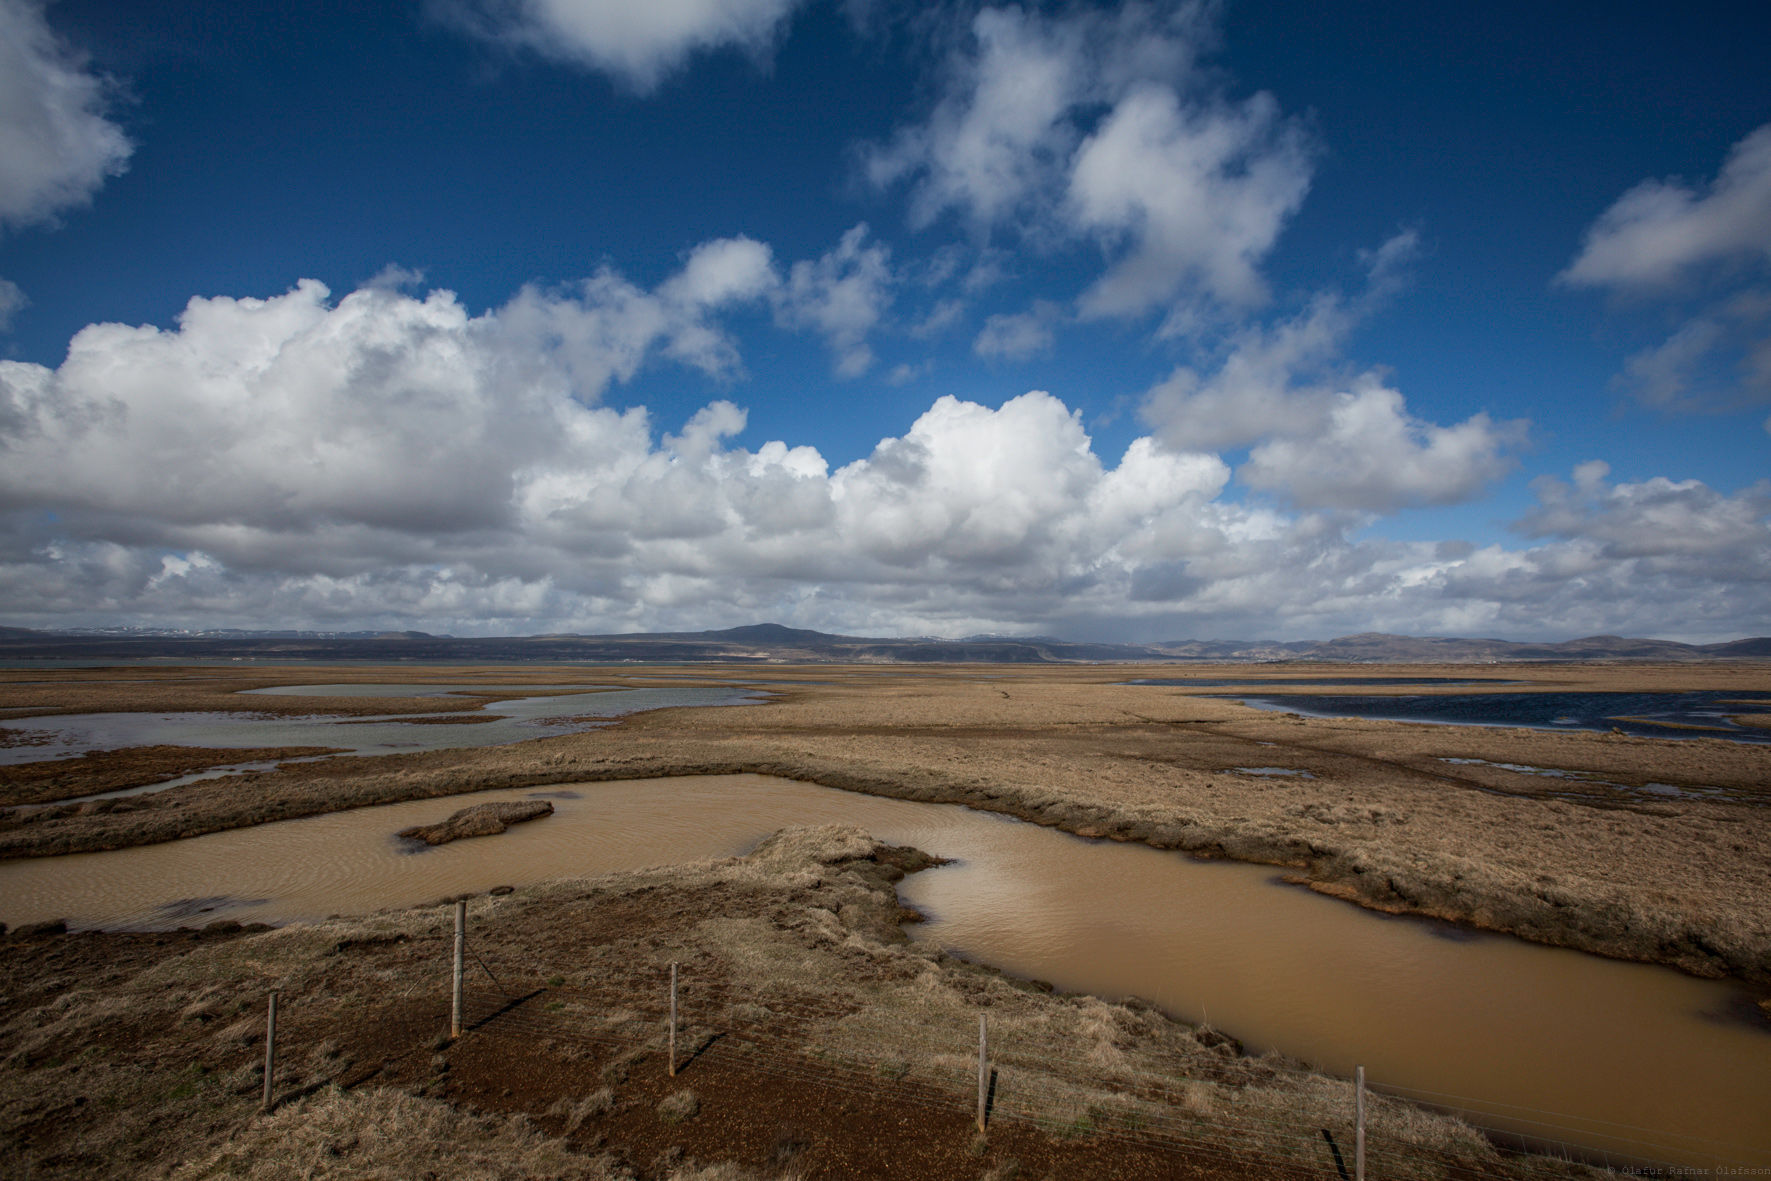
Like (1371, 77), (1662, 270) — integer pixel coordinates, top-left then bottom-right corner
(397, 799), (554, 845)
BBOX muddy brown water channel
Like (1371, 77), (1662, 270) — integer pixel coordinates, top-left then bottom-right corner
(0, 774), (1764, 1168)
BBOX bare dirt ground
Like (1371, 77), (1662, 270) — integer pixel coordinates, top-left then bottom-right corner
(1, 826), (1600, 1180)
(2, 662), (1767, 985)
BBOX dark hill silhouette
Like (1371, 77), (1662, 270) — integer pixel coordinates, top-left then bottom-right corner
(700, 623), (849, 645)
(0, 623), (1765, 664)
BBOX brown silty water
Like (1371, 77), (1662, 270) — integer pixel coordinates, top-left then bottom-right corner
(0, 774), (1764, 1169)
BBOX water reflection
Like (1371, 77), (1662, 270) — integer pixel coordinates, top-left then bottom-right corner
(1128, 677), (1517, 687)
(1221, 690), (1771, 742)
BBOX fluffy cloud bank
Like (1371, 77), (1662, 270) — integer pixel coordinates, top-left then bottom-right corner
(3, 273), (1767, 641)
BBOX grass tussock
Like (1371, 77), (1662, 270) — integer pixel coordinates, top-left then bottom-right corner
(657, 1089), (701, 1124)
(169, 1086), (612, 1181)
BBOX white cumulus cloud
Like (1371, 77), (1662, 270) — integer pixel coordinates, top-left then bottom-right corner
(864, 4), (1099, 231)
(0, 241), (780, 552)
(972, 300), (1059, 361)
(1138, 233), (1521, 512)
(444, 0), (805, 92)
(1517, 461), (1771, 559)
(1239, 380), (1521, 513)
(1562, 125), (1771, 414)
(1068, 85), (1310, 323)
(1140, 290), (1355, 451)
(487, 235), (777, 394)
(0, 277), (26, 330)
(0, 0), (131, 232)
(866, 1), (1309, 327)
(1561, 124), (1771, 292)
(1611, 288), (1771, 410)
(662, 235), (778, 306)
(774, 223), (893, 377)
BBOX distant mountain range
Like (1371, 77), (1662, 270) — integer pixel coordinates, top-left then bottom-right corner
(1, 622), (1767, 663)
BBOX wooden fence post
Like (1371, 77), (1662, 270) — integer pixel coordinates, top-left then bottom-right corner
(668, 962), (678, 1077)
(451, 900), (466, 1040)
(976, 1013), (988, 1134)
(261, 990), (278, 1114)
(1355, 1064), (1366, 1181)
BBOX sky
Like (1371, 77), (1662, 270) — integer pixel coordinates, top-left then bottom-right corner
(1, 0), (1768, 643)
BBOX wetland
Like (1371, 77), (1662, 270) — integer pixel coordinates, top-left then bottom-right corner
(3, 660), (1769, 1178)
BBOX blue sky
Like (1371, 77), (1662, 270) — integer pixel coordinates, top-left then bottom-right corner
(1, 0), (1767, 641)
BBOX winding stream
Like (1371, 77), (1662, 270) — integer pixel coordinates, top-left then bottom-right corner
(0, 684), (765, 804)
(0, 684), (764, 769)
(0, 773), (1764, 1168)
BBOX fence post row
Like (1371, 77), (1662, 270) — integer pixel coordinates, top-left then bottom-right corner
(242, 902), (1658, 1178)
(262, 990), (278, 1114)
(669, 962), (679, 1078)
(451, 900), (466, 1041)
(405, 902), (1606, 1181)
(1355, 1064), (1366, 1181)
(977, 1013), (988, 1135)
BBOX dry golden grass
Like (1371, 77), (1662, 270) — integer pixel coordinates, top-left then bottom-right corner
(169, 1087), (616, 1181)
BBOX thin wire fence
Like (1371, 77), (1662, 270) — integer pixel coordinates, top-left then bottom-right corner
(417, 924), (1766, 1181)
